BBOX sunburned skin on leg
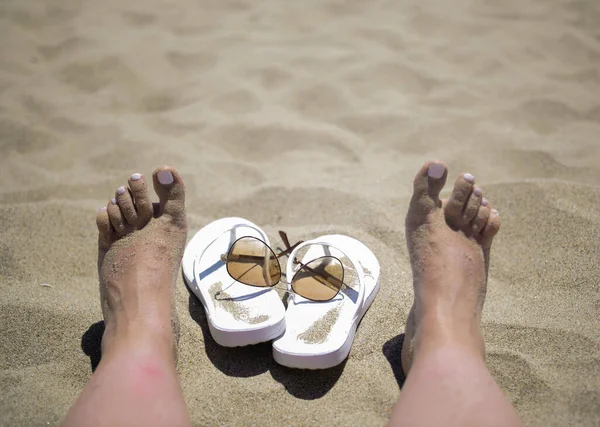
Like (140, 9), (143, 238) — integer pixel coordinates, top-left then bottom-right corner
(62, 166), (190, 427)
(129, 356), (173, 400)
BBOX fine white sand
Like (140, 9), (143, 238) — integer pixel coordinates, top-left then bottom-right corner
(1, 0), (599, 426)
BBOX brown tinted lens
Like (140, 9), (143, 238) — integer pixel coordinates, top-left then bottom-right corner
(291, 256), (344, 301)
(226, 237), (281, 287)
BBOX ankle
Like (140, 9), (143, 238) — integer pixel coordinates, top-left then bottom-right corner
(414, 313), (485, 359)
(102, 321), (175, 363)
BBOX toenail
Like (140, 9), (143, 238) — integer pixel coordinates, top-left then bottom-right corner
(111, 198), (117, 205)
(473, 188), (482, 197)
(463, 173), (475, 182)
(157, 170), (174, 185)
(492, 209), (499, 215)
(97, 206), (107, 212)
(131, 173), (142, 181)
(482, 198), (489, 206)
(428, 163), (445, 179)
(117, 186), (126, 195)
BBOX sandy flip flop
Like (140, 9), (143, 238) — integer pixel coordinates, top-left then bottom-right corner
(182, 217), (286, 347)
(272, 235), (380, 369)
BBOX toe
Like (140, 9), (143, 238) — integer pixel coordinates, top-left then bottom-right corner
(445, 172), (476, 226)
(408, 160), (448, 218)
(107, 197), (127, 236)
(115, 186), (138, 226)
(152, 166), (186, 223)
(128, 173), (153, 227)
(470, 202), (491, 234)
(462, 186), (483, 225)
(481, 208), (501, 248)
(96, 206), (114, 249)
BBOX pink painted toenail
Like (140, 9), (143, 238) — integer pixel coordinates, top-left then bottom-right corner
(482, 198), (489, 206)
(117, 186), (126, 195)
(463, 173), (475, 182)
(427, 163), (445, 179)
(111, 198), (117, 205)
(157, 170), (174, 185)
(474, 188), (482, 197)
(97, 206), (107, 212)
(131, 173), (142, 181)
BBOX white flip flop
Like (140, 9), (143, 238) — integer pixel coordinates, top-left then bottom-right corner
(272, 235), (380, 369)
(182, 217), (286, 347)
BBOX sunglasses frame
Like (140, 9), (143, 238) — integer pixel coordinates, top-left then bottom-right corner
(221, 235), (283, 288)
(220, 232), (348, 302)
(289, 254), (346, 302)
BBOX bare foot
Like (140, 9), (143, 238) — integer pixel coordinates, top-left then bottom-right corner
(402, 161), (501, 374)
(95, 167), (188, 361)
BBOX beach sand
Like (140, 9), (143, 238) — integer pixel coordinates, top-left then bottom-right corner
(1, 0), (599, 425)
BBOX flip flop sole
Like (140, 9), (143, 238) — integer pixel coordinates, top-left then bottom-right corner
(183, 217), (286, 347)
(272, 235), (380, 369)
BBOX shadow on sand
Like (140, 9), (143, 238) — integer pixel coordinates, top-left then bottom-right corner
(187, 288), (346, 400)
(81, 320), (105, 372)
(382, 333), (406, 388)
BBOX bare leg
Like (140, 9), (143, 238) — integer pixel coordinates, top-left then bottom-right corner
(62, 167), (190, 427)
(389, 161), (522, 427)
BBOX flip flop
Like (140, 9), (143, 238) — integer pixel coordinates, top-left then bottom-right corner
(272, 235), (380, 369)
(182, 217), (286, 347)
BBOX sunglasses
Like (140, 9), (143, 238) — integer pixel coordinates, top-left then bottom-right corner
(220, 231), (346, 302)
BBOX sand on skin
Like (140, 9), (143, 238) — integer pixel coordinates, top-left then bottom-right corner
(1, 0), (599, 426)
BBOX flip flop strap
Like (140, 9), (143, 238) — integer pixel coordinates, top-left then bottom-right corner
(285, 239), (367, 320)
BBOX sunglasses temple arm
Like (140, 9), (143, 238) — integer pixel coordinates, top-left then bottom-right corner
(277, 243), (300, 257)
(277, 230), (304, 260)
(276, 242), (303, 265)
(278, 231), (292, 249)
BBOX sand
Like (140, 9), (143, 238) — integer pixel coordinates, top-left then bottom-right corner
(0, 0), (599, 425)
